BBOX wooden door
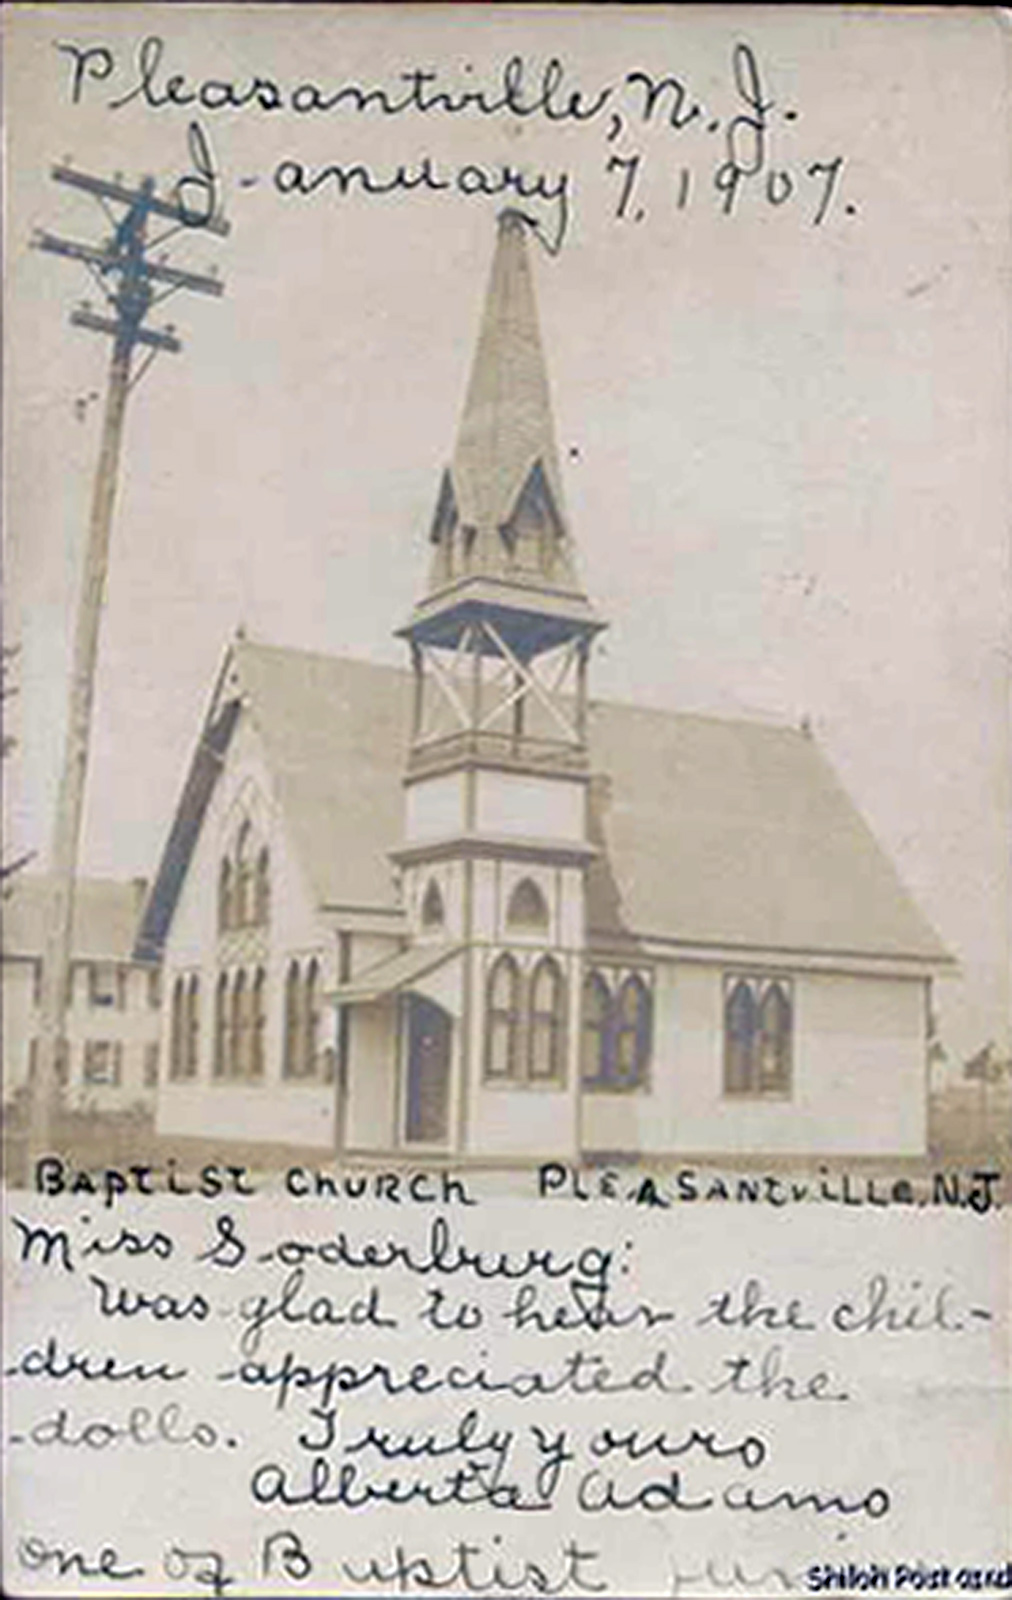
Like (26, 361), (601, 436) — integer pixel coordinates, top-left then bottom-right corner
(404, 994), (451, 1144)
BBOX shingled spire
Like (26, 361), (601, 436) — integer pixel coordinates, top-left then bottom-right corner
(422, 210), (590, 608)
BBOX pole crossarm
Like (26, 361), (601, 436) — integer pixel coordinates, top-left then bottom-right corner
(52, 162), (231, 237)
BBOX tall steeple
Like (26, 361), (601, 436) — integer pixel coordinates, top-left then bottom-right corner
(391, 213), (605, 1162)
(411, 209), (599, 631)
(398, 211), (604, 784)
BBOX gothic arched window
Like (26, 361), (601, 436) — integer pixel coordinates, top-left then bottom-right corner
(255, 848), (270, 927)
(485, 954), (521, 1080)
(218, 857), (233, 933)
(235, 822), (253, 928)
(170, 977), (186, 1080)
(528, 956), (566, 1082)
(421, 879), (445, 930)
(284, 960), (304, 1078)
(580, 971), (611, 1086)
(506, 877), (549, 933)
(214, 971), (230, 1078)
(723, 975), (792, 1096)
(304, 958), (320, 1078)
(724, 979), (755, 1094)
(613, 975), (651, 1088)
(231, 969), (248, 1077)
(185, 975), (200, 1078)
(581, 969), (652, 1091)
(251, 968), (267, 1079)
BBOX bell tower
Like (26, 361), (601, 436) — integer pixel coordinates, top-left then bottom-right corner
(393, 210), (605, 1159)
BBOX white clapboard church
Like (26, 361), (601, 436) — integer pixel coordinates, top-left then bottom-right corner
(137, 211), (951, 1163)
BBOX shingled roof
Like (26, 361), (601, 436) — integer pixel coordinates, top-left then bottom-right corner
(136, 639), (950, 968)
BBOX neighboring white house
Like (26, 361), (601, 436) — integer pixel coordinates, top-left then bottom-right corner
(138, 210), (953, 1165)
(2, 874), (161, 1112)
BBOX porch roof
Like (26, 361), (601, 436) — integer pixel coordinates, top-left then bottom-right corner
(330, 942), (462, 1005)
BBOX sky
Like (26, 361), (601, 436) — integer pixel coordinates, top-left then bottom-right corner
(4, 4), (1009, 1064)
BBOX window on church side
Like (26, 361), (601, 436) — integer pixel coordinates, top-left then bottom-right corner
(170, 974), (199, 1081)
(723, 975), (793, 1096)
(232, 970), (249, 1078)
(580, 969), (652, 1092)
(421, 879), (445, 930)
(304, 959), (320, 1077)
(235, 823), (253, 928)
(214, 967), (268, 1081)
(613, 975), (651, 1087)
(255, 849), (270, 925)
(485, 954), (521, 1080)
(186, 975), (200, 1076)
(580, 971), (611, 1084)
(170, 977), (185, 1078)
(528, 956), (566, 1082)
(284, 961), (304, 1077)
(219, 858), (233, 932)
(219, 821), (270, 934)
(252, 968), (267, 1079)
(214, 973), (230, 1078)
(283, 957), (322, 1079)
(506, 878), (549, 934)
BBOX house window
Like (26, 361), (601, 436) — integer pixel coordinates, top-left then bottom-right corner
(83, 1041), (122, 1086)
(284, 957), (322, 1079)
(89, 962), (122, 1010)
(421, 879), (445, 930)
(143, 1042), (160, 1087)
(506, 877), (549, 933)
(147, 967), (162, 1010)
(528, 956), (566, 1082)
(484, 953), (521, 1080)
(580, 969), (652, 1091)
(723, 975), (793, 1096)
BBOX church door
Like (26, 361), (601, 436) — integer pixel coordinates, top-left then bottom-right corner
(404, 994), (452, 1145)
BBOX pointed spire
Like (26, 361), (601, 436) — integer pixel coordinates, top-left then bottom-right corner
(423, 210), (587, 603)
(452, 209), (564, 532)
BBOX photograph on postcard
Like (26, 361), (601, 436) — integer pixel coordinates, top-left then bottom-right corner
(2, 6), (1009, 1597)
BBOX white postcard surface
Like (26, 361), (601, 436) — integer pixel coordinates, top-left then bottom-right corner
(2, 6), (1010, 1597)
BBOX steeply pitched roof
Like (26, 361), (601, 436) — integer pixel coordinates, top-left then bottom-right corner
(585, 702), (949, 961)
(236, 641), (408, 913)
(138, 640), (950, 967)
(3, 875), (148, 961)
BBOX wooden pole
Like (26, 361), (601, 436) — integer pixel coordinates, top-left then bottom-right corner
(28, 329), (133, 1169)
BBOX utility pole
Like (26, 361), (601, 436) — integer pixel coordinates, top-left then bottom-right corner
(27, 161), (228, 1171)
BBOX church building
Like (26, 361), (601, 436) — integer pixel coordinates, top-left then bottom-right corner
(137, 212), (951, 1164)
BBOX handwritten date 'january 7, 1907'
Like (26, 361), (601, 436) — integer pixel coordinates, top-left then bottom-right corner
(55, 34), (856, 251)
